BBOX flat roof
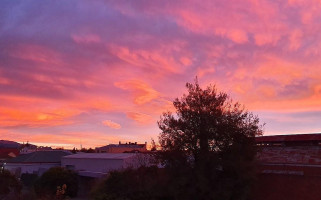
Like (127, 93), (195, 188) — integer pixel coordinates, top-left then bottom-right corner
(256, 133), (321, 143)
(63, 153), (137, 160)
(96, 144), (145, 149)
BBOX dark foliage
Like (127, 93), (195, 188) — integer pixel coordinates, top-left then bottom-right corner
(91, 166), (171, 200)
(20, 173), (38, 187)
(34, 167), (78, 198)
(0, 169), (22, 199)
(157, 79), (263, 200)
(71, 147), (77, 154)
(80, 148), (95, 153)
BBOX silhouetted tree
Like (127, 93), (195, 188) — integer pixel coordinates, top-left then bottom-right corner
(151, 138), (157, 151)
(71, 147), (77, 154)
(80, 148), (95, 153)
(87, 148), (95, 153)
(158, 78), (263, 200)
(34, 167), (78, 199)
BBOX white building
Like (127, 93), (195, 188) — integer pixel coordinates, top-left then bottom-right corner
(61, 153), (146, 178)
(4, 150), (71, 176)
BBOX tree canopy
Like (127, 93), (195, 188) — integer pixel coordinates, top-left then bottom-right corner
(158, 79), (263, 200)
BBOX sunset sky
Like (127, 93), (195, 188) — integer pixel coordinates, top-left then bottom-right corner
(1, 0), (321, 148)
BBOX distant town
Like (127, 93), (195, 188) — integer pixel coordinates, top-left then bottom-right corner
(0, 140), (150, 178)
(2, 133), (321, 199)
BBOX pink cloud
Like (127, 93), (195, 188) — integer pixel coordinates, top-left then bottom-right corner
(71, 34), (101, 44)
(254, 33), (280, 46)
(226, 29), (249, 44)
(8, 44), (62, 64)
(108, 44), (190, 74)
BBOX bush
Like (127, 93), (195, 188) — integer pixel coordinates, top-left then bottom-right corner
(0, 169), (22, 199)
(34, 167), (78, 199)
(91, 166), (170, 200)
(21, 173), (38, 187)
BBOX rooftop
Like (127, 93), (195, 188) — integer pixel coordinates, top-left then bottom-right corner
(0, 140), (20, 148)
(0, 148), (19, 159)
(63, 153), (137, 160)
(6, 150), (71, 163)
(96, 142), (146, 149)
(256, 133), (321, 143)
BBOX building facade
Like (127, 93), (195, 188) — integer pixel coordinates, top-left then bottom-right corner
(254, 133), (321, 200)
(61, 153), (143, 178)
(95, 142), (147, 153)
(4, 150), (71, 176)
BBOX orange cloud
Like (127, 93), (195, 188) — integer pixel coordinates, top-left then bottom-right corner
(255, 56), (303, 85)
(1, 131), (124, 149)
(102, 120), (121, 129)
(127, 112), (153, 124)
(0, 99), (78, 128)
(226, 29), (248, 44)
(115, 80), (160, 105)
(71, 97), (113, 112)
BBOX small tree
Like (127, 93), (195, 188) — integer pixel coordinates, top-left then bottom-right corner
(34, 167), (78, 199)
(158, 79), (263, 200)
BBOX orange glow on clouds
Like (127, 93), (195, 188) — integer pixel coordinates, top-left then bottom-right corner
(115, 80), (160, 105)
(102, 120), (121, 129)
(1, 0), (321, 148)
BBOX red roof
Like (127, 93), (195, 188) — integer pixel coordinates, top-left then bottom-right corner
(0, 148), (19, 159)
(256, 133), (321, 143)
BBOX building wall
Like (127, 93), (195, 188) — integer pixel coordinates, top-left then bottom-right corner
(61, 158), (125, 174)
(108, 147), (146, 153)
(96, 143), (147, 153)
(4, 163), (59, 176)
(254, 140), (321, 200)
(258, 146), (321, 165)
(252, 174), (321, 200)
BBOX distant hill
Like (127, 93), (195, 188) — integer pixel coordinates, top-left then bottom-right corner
(0, 140), (20, 148)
